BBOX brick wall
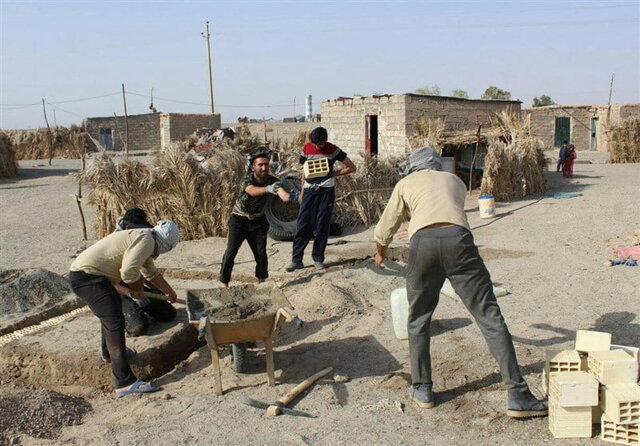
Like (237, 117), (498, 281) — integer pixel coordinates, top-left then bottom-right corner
(231, 122), (316, 145)
(524, 104), (640, 152)
(321, 95), (408, 158)
(321, 94), (521, 158)
(165, 113), (221, 148)
(405, 95), (521, 134)
(85, 113), (161, 151)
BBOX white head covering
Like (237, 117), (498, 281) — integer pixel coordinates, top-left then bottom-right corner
(398, 146), (442, 176)
(152, 220), (180, 255)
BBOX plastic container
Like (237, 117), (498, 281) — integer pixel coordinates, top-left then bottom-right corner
(441, 157), (455, 174)
(390, 288), (409, 339)
(478, 195), (496, 219)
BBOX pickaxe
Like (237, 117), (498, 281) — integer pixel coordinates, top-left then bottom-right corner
(240, 367), (333, 417)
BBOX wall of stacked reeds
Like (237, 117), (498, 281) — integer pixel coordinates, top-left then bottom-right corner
(608, 118), (640, 163)
(5, 126), (93, 160)
(479, 112), (547, 201)
(0, 132), (19, 178)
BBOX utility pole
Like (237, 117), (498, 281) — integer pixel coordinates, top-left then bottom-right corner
(607, 73), (615, 106)
(122, 83), (129, 158)
(293, 96), (296, 122)
(606, 73), (615, 128)
(202, 21), (215, 114)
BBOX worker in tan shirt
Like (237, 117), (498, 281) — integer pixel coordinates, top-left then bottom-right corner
(69, 220), (180, 398)
(374, 147), (547, 418)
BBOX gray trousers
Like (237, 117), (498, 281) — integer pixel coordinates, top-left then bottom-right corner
(406, 225), (526, 390)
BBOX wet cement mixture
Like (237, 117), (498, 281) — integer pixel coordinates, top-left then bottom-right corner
(207, 298), (276, 321)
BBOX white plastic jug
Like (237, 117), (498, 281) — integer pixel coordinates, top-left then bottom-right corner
(390, 288), (409, 339)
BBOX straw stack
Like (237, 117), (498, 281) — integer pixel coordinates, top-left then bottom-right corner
(0, 132), (19, 178)
(5, 125), (93, 160)
(608, 118), (640, 164)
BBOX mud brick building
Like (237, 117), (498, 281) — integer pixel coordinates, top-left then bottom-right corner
(320, 94), (521, 157)
(524, 103), (640, 152)
(84, 112), (221, 151)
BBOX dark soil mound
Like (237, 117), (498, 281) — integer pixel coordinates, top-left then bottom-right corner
(0, 389), (92, 443)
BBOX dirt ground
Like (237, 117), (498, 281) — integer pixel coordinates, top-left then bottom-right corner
(0, 152), (638, 445)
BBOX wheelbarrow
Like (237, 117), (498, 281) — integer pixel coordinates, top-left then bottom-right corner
(186, 283), (302, 395)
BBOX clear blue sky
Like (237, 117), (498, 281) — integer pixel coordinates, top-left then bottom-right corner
(1, 0), (638, 129)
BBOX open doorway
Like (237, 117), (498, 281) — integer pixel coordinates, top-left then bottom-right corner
(365, 115), (378, 156)
(590, 117), (598, 151)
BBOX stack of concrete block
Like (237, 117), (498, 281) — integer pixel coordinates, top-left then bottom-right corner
(549, 372), (599, 438)
(544, 329), (639, 443)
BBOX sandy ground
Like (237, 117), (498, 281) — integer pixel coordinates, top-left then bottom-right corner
(0, 152), (639, 445)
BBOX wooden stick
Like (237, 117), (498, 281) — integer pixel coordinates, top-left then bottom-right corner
(122, 84), (129, 158)
(42, 99), (54, 166)
(266, 367), (333, 416)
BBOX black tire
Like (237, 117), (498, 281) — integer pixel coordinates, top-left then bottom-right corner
(266, 174), (301, 241)
(231, 343), (248, 373)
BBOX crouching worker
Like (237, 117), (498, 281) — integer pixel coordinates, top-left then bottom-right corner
(374, 147), (548, 418)
(69, 220), (180, 398)
(220, 147), (291, 287)
(115, 208), (177, 338)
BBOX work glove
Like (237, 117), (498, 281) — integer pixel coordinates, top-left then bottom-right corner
(266, 182), (281, 195)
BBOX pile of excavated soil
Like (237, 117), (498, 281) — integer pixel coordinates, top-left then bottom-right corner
(0, 268), (71, 315)
(0, 389), (92, 444)
(0, 268), (81, 336)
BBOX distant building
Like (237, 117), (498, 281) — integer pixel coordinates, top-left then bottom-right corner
(320, 93), (521, 157)
(523, 103), (639, 152)
(84, 112), (221, 151)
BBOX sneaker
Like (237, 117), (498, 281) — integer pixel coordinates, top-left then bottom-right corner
(285, 262), (304, 272)
(409, 383), (435, 408)
(507, 388), (548, 418)
(313, 261), (325, 269)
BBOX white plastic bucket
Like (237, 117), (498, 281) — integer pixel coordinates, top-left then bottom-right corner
(478, 195), (496, 219)
(441, 157), (455, 174)
(390, 288), (409, 340)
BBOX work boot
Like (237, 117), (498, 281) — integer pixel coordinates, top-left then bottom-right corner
(313, 261), (325, 269)
(507, 387), (548, 418)
(285, 262), (304, 272)
(409, 382), (435, 409)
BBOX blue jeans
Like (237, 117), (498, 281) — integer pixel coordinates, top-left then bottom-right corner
(291, 186), (335, 264)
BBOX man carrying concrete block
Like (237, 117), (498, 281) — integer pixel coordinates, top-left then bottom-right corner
(374, 146), (548, 418)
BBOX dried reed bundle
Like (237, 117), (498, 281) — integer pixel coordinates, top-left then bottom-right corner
(408, 118), (446, 151)
(82, 133), (252, 240)
(608, 118), (640, 163)
(480, 112), (546, 200)
(0, 132), (18, 177)
(335, 155), (402, 227)
(6, 125), (93, 160)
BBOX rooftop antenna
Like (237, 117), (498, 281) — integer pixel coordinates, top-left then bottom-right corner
(149, 88), (157, 113)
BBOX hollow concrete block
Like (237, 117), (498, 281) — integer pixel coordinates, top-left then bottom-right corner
(575, 330), (612, 353)
(600, 383), (640, 425)
(549, 372), (599, 407)
(589, 350), (639, 385)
